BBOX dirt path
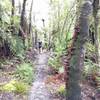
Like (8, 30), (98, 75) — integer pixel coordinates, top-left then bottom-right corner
(29, 53), (52, 100)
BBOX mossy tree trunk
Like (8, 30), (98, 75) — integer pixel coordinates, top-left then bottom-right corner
(67, 0), (93, 100)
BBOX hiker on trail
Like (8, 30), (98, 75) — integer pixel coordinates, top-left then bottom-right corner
(38, 39), (42, 53)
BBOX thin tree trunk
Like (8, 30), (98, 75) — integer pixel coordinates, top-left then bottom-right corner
(29, 0), (34, 34)
(11, 0), (15, 33)
(93, 0), (100, 65)
(19, 0), (27, 37)
(35, 30), (38, 49)
(18, 0), (21, 14)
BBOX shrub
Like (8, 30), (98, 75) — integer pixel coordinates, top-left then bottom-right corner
(2, 80), (16, 92)
(83, 59), (97, 78)
(2, 80), (29, 94)
(15, 62), (34, 84)
(57, 84), (66, 97)
(10, 36), (25, 56)
(48, 56), (61, 71)
(13, 81), (29, 94)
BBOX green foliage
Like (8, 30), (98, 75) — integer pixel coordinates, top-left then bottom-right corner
(57, 84), (66, 97)
(53, 32), (72, 57)
(96, 76), (100, 85)
(83, 59), (98, 78)
(2, 81), (16, 92)
(58, 67), (64, 73)
(48, 31), (72, 72)
(0, 0), (26, 58)
(54, 39), (65, 55)
(15, 62), (34, 84)
(85, 42), (96, 58)
(13, 81), (29, 94)
(0, 0), (11, 12)
(10, 36), (25, 56)
(48, 53), (65, 74)
(1, 80), (29, 94)
(0, 0), (11, 39)
(48, 56), (62, 71)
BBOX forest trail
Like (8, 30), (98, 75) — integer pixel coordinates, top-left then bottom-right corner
(29, 52), (52, 100)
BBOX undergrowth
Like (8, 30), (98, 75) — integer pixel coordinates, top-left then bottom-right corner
(15, 62), (34, 84)
(0, 80), (29, 94)
(57, 84), (66, 97)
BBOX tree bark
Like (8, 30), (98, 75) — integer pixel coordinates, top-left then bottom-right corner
(29, 0), (34, 34)
(11, 0), (15, 34)
(19, 0), (27, 37)
(67, 0), (93, 100)
(35, 30), (38, 49)
(18, 0), (22, 14)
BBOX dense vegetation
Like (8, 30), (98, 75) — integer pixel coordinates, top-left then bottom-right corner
(0, 0), (100, 100)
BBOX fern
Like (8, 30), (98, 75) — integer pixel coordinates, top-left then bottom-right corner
(15, 62), (34, 84)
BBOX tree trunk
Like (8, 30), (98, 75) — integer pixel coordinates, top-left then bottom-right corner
(19, 0), (27, 37)
(67, 0), (93, 100)
(18, 0), (22, 14)
(29, 0), (33, 34)
(11, 0), (15, 34)
(93, 0), (100, 65)
(35, 30), (38, 49)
